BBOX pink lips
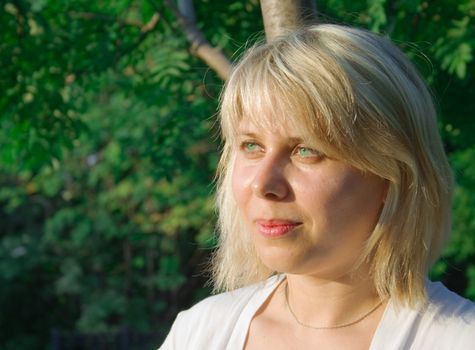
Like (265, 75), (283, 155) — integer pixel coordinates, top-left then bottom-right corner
(255, 219), (301, 238)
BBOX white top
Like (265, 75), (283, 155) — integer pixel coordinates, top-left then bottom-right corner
(159, 275), (475, 349)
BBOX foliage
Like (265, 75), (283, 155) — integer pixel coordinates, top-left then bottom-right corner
(0, 0), (474, 349)
(0, 0), (263, 348)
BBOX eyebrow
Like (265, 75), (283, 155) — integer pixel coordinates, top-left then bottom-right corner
(236, 130), (305, 143)
(236, 131), (259, 138)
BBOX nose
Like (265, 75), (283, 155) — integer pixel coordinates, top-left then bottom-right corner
(251, 156), (289, 200)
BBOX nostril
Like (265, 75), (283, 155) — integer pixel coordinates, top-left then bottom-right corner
(251, 174), (289, 200)
(264, 192), (283, 201)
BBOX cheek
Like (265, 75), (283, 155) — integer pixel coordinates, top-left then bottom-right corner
(231, 159), (251, 208)
(331, 170), (386, 225)
(231, 170), (241, 204)
(301, 166), (385, 234)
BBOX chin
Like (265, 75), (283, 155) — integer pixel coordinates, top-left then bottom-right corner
(255, 245), (306, 274)
(256, 244), (355, 278)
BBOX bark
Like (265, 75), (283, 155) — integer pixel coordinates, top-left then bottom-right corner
(162, 0), (232, 80)
(160, 0), (318, 80)
(260, 0), (318, 41)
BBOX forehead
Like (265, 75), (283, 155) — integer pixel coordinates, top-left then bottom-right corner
(233, 103), (317, 143)
(236, 115), (306, 141)
(227, 80), (322, 139)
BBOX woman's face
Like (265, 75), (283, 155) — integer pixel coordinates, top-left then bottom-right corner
(231, 117), (387, 278)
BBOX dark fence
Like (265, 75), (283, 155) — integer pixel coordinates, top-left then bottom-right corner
(51, 328), (165, 350)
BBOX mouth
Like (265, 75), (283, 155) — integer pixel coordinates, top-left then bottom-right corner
(255, 219), (302, 238)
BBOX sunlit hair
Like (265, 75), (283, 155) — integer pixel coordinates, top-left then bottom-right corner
(212, 24), (453, 306)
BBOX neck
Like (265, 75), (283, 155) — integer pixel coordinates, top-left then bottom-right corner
(284, 272), (383, 329)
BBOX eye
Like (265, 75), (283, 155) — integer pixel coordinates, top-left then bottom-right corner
(240, 141), (262, 154)
(294, 146), (324, 160)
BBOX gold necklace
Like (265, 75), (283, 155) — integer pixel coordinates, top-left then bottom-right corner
(284, 282), (384, 330)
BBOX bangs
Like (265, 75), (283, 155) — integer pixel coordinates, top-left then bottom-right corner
(220, 38), (358, 159)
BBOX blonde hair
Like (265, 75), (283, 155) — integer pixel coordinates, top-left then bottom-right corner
(212, 24), (453, 306)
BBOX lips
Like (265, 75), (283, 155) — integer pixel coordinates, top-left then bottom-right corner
(255, 219), (302, 238)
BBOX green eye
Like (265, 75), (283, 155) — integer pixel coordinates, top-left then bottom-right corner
(296, 146), (322, 159)
(243, 142), (259, 152)
(298, 147), (312, 157)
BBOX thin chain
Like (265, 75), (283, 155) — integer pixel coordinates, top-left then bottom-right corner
(284, 282), (384, 330)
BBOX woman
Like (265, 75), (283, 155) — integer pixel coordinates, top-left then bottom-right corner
(160, 24), (475, 349)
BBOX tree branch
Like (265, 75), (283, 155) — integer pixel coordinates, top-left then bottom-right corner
(157, 0), (232, 80)
(141, 12), (160, 33)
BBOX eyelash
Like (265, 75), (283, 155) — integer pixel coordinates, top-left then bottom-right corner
(295, 146), (322, 158)
(240, 141), (262, 153)
(238, 141), (324, 161)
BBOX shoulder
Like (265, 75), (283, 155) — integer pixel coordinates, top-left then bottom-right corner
(159, 275), (283, 350)
(401, 281), (474, 349)
(374, 281), (475, 350)
(426, 280), (475, 321)
(183, 274), (283, 318)
(423, 281), (475, 339)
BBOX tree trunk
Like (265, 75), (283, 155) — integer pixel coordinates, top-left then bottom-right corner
(260, 0), (318, 41)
